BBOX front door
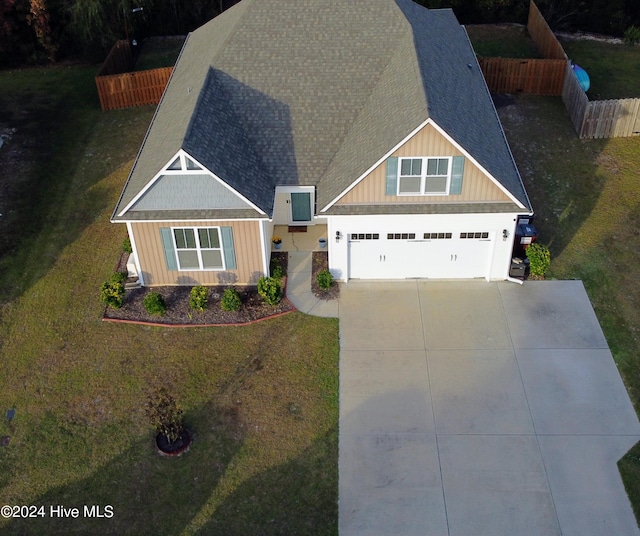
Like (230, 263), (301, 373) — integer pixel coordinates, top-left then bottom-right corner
(290, 192), (312, 224)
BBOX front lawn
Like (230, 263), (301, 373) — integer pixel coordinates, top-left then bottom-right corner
(0, 64), (338, 535)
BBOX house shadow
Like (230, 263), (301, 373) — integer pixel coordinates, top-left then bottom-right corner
(3, 399), (245, 536)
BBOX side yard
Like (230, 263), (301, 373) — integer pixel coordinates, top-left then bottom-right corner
(496, 94), (640, 520)
(0, 64), (338, 535)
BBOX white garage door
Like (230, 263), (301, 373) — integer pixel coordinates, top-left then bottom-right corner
(348, 231), (493, 280)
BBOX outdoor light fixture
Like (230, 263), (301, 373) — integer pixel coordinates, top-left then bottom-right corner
(503, 229), (509, 241)
(335, 231), (341, 243)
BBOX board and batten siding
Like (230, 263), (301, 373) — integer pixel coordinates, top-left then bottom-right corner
(336, 123), (511, 205)
(131, 220), (264, 286)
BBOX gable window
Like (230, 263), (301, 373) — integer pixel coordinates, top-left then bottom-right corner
(173, 227), (224, 270)
(397, 157), (452, 195)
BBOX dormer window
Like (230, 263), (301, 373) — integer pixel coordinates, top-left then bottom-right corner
(398, 157), (451, 195)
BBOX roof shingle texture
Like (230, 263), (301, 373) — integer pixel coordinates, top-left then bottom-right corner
(112, 0), (530, 221)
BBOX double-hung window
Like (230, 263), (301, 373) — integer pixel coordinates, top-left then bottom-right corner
(398, 157), (452, 195)
(173, 227), (224, 270)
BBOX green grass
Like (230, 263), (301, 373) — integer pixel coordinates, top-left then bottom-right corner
(466, 24), (542, 58)
(0, 65), (338, 535)
(497, 94), (640, 524)
(134, 38), (185, 71)
(560, 38), (640, 100)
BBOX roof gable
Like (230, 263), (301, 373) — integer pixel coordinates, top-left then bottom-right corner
(112, 0), (531, 222)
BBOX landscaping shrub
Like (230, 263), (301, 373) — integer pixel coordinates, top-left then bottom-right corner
(189, 285), (208, 312)
(100, 280), (125, 309)
(624, 25), (640, 45)
(144, 292), (167, 315)
(526, 243), (551, 277)
(145, 388), (184, 444)
(257, 276), (283, 306)
(271, 259), (286, 280)
(111, 271), (127, 284)
(316, 269), (333, 290)
(221, 287), (242, 312)
(123, 237), (133, 254)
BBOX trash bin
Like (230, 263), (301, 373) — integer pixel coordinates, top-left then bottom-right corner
(509, 257), (528, 278)
(514, 219), (538, 258)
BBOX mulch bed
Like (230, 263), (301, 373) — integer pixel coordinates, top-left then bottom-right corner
(103, 252), (295, 326)
(311, 251), (339, 301)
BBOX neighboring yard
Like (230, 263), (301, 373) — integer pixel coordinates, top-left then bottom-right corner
(468, 24), (640, 101)
(0, 63), (338, 535)
(134, 37), (185, 71)
(496, 94), (640, 521)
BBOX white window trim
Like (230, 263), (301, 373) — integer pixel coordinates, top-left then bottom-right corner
(397, 157), (452, 196)
(172, 226), (225, 271)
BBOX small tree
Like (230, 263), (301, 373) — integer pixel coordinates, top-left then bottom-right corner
(145, 388), (184, 444)
(526, 243), (551, 278)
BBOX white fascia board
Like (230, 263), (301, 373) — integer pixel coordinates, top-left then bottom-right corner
(118, 217), (269, 224)
(321, 118), (527, 212)
(117, 149), (267, 217)
(275, 185), (315, 194)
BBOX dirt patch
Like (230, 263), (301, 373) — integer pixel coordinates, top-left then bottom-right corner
(103, 253), (294, 326)
(311, 251), (339, 301)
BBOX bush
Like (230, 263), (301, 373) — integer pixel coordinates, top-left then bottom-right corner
(271, 259), (286, 279)
(316, 269), (333, 290)
(145, 388), (184, 444)
(257, 276), (283, 306)
(624, 25), (640, 45)
(123, 237), (133, 254)
(144, 292), (167, 315)
(526, 243), (551, 277)
(100, 280), (125, 309)
(189, 285), (208, 312)
(221, 287), (242, 311)
(110, 271), (127, 284)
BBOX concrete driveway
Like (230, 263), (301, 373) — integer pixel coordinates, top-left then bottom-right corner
(339, 280), (640, 536)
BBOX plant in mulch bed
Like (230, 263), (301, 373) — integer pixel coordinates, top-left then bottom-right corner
(270, 257), (286, 280)
(189, 285), (208, 312)
(220, 287), (242, 312)
(145, 388), (191, 456)
(316, 269), (333, 290)
(143, 292), (167, 315)
(526, 243), (551, 279)
(257, 276), (283, 306)
(100, 272), (127, 309)
(122, 236), (133, 254)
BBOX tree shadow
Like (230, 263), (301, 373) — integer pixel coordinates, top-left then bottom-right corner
(194, 426), (338, 536)
(3, 399), (245, 535)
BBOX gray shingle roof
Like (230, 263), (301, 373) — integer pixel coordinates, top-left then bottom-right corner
(112, 0), (531, 222)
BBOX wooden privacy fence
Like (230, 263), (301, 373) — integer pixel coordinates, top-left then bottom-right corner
(478, 57), (566, 95)
(527, 0), (566, 60)
(562, 63), (640, 138)
(95, 40), (173, 111)
(96, 67), (173, 111)
(97, 40), (134, 77)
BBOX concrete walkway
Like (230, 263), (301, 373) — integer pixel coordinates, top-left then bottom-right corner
(285, 251), (339, 318)
(338, 280), (640, 536)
